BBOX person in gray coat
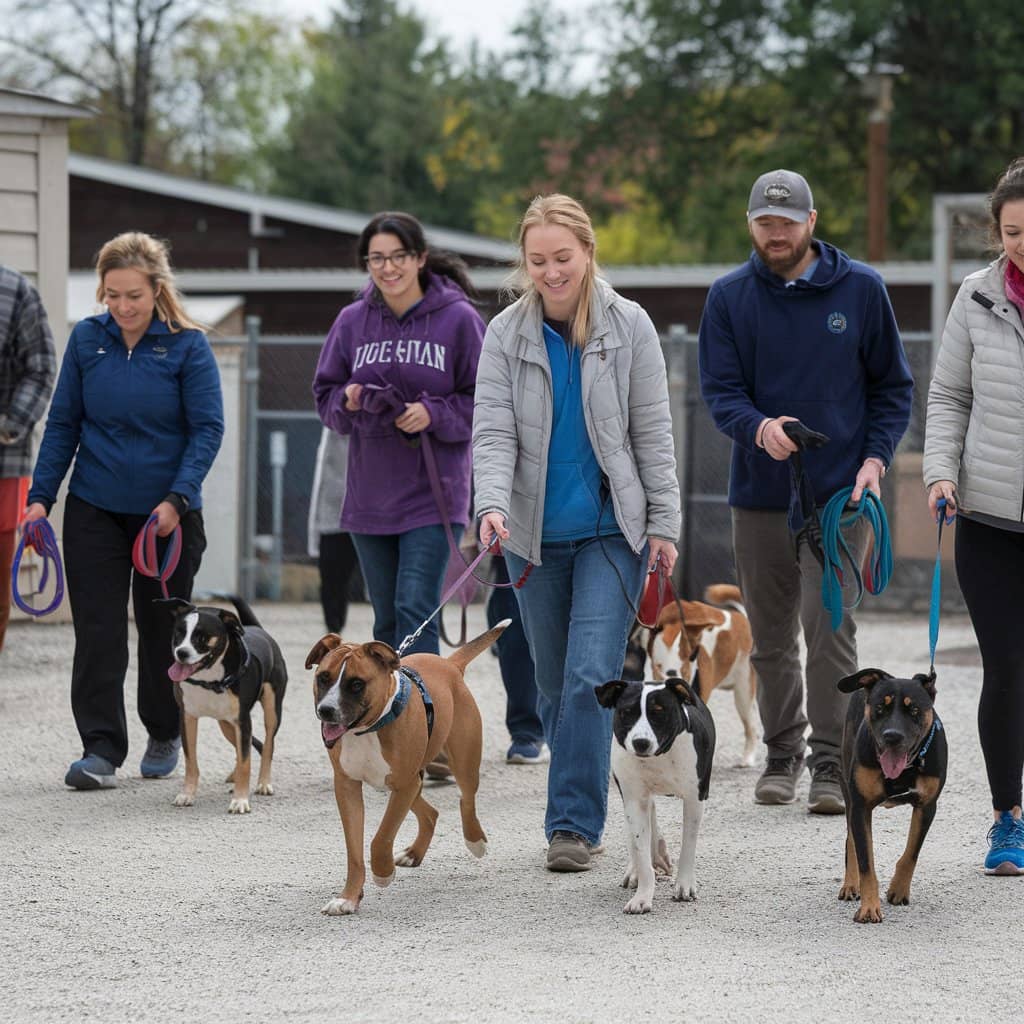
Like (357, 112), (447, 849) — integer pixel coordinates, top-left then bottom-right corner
(473, 194), (680, 872)
(924, 156), (1024, 876)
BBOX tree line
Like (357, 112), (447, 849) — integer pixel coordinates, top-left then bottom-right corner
(3, 0), (1022, 263)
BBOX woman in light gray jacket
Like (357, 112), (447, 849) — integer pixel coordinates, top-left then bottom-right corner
(924, 156), (1024, 876)
(473, 194), (680, 872)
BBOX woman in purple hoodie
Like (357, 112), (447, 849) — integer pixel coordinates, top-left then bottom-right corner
(313, 211), (485, 656)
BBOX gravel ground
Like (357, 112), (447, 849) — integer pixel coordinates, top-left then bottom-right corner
(0, 601), (1017, 1024)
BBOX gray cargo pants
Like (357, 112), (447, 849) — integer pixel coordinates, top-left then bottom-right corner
(731, 507), (869, 769)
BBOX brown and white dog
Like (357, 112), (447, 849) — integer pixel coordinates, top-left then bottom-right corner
(642, 584), (758, 767)
(305, 620), (509, 916)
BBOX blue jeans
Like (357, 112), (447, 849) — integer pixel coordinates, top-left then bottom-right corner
(351, 524), (461, 655)
(487, 556), (543, 745)
(505, 535), (647, 845)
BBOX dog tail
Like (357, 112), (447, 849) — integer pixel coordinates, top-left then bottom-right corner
(703, 583), (745, 613)
(448, 619), (512, 672)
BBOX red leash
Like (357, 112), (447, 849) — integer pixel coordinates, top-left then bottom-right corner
(131, 514), (182, 598)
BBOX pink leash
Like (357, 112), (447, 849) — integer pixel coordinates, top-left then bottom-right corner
(131, 514), (182, 598)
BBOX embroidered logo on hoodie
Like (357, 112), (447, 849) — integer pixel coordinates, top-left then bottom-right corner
(827, 311), (848, 334)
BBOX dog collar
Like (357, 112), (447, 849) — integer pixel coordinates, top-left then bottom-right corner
(192, 638), (251, 694)
(913, 717), (942, 768)
(354, 667), (434, 737)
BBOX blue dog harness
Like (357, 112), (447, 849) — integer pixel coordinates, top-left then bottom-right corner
(354, 666), (435, 738)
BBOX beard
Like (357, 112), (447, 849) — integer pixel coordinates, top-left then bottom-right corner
(751, 226), (814, 277)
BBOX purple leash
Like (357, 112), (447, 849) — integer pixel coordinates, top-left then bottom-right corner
(11, 518), (65, 617)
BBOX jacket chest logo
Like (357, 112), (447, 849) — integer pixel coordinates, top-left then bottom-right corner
(827, 311), (848, 334)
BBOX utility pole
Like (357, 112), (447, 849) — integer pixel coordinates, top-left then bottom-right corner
(864, 64), (901, 263)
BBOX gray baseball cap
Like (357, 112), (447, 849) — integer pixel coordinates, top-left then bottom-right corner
(747, 170), (814, 222)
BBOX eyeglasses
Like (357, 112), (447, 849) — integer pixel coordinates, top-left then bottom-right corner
(364, 250), (414, 270)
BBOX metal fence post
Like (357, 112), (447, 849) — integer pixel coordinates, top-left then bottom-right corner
(268, 430), (287, 601)
(241, 315), (261, 601)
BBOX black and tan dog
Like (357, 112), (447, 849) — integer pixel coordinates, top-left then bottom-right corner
(305, 620), (509, 916)
(837, 668), (947, 923)
(165, 596), (288, 814)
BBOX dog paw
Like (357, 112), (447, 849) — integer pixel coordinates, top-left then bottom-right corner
(395, 849), (423, 868)
(838, 884), (860, 902)
(886, 887), (910, 906)
(653, 838), (673, 876)
(853, 903), (884, 924)
(465, 838), (487, 859)
(672, 883), (697, 903)
(228, 797), (251, 814)
(621, 868), (639, 890)
(172, 792), (195, 807)
(322, 897), (360, 916)
(737, 753), (758, 769)
(623, 892), (653, 915)
(371, 871), (395, 888)
(255, 782), (274, 796)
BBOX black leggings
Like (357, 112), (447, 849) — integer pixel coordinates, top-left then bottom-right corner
(955, 515), (1024, 810)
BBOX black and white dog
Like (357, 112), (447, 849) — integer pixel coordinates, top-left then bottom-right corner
(596, 668), (715, 915)
(164, 596), (288, 814)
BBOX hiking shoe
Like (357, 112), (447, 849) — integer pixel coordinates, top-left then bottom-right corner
(546, 831), (592, 872)
(754, 754), (804, 805)
(65, 754), (117, 790)
(808, 760), (846, 815)
(984, 811), (1024, 876)
(425, 750), (453, 781)
(140, 736), (181, 778)
(507, 740), (549, 765)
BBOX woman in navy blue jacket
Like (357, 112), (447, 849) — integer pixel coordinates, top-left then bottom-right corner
(24, 232), (224, 790)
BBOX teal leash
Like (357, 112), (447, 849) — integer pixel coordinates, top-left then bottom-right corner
(928, 497), (954, 678)
(819, 487), (893, 631)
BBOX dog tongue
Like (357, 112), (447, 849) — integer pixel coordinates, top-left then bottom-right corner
(168, 661), (197, 683)
(321, 722), (347, 744)
(879, 749), (909, 779)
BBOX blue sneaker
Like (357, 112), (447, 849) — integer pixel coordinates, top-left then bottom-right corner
(984, 811), (1024, 875)
(64, 754), (117, 790)
(140, 736), (181, 778)
(506, 740), (549, 765)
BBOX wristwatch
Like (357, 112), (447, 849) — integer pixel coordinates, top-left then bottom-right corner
(165, 492), (191, 516)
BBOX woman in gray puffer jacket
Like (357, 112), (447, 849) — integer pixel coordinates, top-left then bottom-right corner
(924, 156), (1024, 876)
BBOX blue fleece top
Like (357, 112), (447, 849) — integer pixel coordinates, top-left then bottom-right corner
(541, 321), (619, 541)
(698, 241), (913, 510)
(29, 312), (224, 514)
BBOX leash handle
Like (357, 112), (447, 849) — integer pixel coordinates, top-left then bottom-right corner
(131, 514), (182, 599)
(11, 518), (65, 617)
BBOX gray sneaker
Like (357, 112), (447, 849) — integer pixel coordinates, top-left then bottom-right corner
(808, 760), (846, 815)
(546, 831), (592, 872)
(754, 754), (804, 805)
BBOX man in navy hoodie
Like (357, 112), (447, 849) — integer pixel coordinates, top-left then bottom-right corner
(698, 170), (913, 814)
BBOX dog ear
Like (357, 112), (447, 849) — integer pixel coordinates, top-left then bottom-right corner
(837, 668), (893, 693)
(666, 678), (698, 705)
(305, 633), (341, 669)
(914, 670), (937, 700)
(365, 641), (401, 672)
(594, 680), (628, 708)
(217, 609), (244, 640)
(154, 597), (194, 615)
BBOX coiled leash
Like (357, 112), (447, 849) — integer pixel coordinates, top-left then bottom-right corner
(819, 486), (893, 631)
(928, 497), (955, 679)
(11, 518), (65, 616)
(131, 514), (182, 599)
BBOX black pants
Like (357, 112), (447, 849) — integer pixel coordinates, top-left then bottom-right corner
(63, 493), (206, 766)
(955, 515), (1024, 810)
(318, 531), (361, 634)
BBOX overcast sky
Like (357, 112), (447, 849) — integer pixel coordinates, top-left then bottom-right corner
(284, 0), (594, 56)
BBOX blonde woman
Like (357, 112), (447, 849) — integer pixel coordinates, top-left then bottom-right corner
(473, 195), (680, 871)
(24, 232), (224, 790)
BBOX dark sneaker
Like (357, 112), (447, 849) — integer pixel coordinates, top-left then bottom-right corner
(984, 811), (1024, 875)
(425, 750), (453, 781)
(140, 736), (181, 778)
(808, 760), (846, 815)
(65, 754), (117, 790)
(546, 831), (592, 872)
(754, 754), (804, 805)
(506, 740), (549, 765)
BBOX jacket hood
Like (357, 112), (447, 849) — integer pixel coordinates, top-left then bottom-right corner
(359, 270), (472, 317)
(972, 255), (1010, 300)
(751, 240), (851, 292)
(500, 275), (619, 345)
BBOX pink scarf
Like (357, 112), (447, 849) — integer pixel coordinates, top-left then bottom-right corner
(1005, 258), (1024, 318)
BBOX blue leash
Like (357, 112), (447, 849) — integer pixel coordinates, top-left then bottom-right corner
(11, 518), (65, 617)
(819, 487), (893, 631)
(929, 498), (955, 677)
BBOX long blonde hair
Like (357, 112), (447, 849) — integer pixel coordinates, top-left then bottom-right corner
(94, 232), (201, 332)
(512, 194), (600, 348)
